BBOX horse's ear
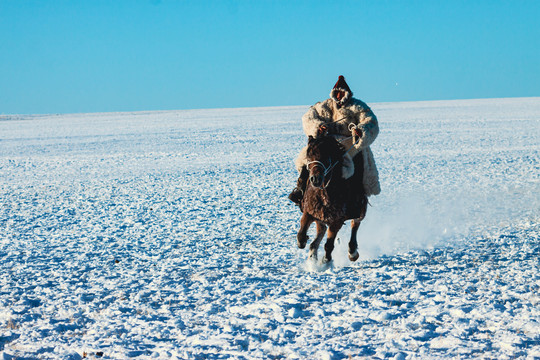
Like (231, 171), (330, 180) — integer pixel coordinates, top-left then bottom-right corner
(308, 135), (314, 141)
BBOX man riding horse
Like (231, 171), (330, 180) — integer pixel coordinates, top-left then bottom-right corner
(289, 75), (381, 204)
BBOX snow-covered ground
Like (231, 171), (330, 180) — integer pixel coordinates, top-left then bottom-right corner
(1, 98), (539, 359)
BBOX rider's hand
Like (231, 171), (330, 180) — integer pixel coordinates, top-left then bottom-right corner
(317, 125), (328, 136)
(319, 123), (337, 134)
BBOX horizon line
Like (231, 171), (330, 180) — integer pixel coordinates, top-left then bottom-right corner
(2, 95), (539, 118)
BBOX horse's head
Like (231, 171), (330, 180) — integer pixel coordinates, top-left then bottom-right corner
(305, 135), (345, 189)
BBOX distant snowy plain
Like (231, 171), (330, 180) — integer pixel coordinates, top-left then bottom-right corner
(1, 98), (539, 359)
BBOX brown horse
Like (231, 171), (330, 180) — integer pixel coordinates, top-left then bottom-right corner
(297, 135), (368, 264)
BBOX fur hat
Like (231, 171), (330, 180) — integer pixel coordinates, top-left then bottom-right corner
(330, 75), (353, 106)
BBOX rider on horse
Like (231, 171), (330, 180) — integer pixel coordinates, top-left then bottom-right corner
(289, 75), (381, 204)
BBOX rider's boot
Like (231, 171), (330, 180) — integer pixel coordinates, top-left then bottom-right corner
(288, 167), (309, 205)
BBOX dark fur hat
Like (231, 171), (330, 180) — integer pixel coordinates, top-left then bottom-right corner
(330, 75), (353, 106)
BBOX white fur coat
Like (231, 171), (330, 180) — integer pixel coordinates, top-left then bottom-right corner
(295, 97), (381, 196)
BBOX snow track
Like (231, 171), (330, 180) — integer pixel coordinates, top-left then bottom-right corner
(1, 99), (539, 359)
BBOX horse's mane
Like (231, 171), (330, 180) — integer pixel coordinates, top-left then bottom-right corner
(306, 135), (346, 160)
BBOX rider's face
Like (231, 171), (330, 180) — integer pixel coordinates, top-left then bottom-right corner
(336, 91), (344, 101)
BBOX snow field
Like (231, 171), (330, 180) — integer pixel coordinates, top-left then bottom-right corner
(0, 98), (539, 359)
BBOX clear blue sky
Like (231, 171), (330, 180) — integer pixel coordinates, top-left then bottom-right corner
(1, 0), (539, 114)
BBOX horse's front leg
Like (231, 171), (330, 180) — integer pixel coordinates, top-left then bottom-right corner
(297, 212), (314, 249)
(323, 223), (343, 263)
(348, 218), (362, 262)
(308, 221), (327, 260)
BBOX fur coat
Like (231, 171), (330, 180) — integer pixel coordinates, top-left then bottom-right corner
(295, 97), (381, 196)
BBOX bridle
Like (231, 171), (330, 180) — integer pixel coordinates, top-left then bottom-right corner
(306, 158), (338, 189)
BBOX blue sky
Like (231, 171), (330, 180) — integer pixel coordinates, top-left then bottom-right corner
(1, 0), (539, 114)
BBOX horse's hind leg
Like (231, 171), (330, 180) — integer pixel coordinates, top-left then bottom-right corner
(308, 221), (327, 260)
(348, 218), (362, 262)
(323, 223), (343, 263)
(349, 197), (368, 262)
(297, 212), (314, 249)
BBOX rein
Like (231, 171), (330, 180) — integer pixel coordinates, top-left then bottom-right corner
(307, 122), (363, 189)
(320, 123), (362, 158)
(337, 135), (361, 157)
(319, 116), (348, 128)
(344, 123), (362, 156)
(319, 107), (372, 127)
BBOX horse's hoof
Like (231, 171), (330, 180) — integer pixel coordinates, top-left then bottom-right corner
(308, 249), (318, 260)
(321, 257), (333, 270)
(349, 250), (360, 262)
(297, 235), (308, 249)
